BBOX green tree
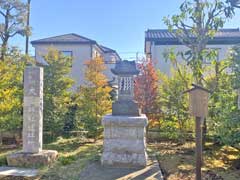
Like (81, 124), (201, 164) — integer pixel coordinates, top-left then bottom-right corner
(206, 66), (240, 145)
(163, 0), (235, 146)
(0, 48), (27, 131)
(158, 64), (193, 140)
(77, 56), (112, 138)
(0, 0), (29, 60)
(43, 48), (74, 135)
(163, 0), (234, 84)
(230, 45), (240, 88)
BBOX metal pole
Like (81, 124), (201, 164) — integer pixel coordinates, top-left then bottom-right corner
(25, 0), (31, 55)
(196, 116), (202, 180)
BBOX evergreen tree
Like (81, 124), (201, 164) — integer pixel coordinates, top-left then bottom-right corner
(43, 48), (74, 134)
(0, 48), (27, 131)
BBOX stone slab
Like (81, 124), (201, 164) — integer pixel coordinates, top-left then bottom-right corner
(112, 100), (141, 116)
(103, 139), (146, 153)
(102, 114), (148, 127)
(79, 158), (163, 180)
(0, 167), (40, 180)
(7, 150), (58, 168)
(102, 152), (148, 167)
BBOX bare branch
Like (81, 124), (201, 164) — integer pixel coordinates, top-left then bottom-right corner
(0, 10), (6, 17)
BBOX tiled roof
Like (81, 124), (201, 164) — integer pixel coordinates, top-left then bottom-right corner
(111, 60), (139, 75)
(31, 33), (96, 44)
(100, 45), (116, 53)
(145, 28), (240, 44)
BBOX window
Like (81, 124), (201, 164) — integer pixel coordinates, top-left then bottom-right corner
(60, 51), (73, 57)
(60, 51), (73, 67)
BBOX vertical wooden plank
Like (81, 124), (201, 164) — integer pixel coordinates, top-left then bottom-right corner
(196, 116), (202, 180)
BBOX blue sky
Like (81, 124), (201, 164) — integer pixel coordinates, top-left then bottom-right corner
(11, 0), (240, 59)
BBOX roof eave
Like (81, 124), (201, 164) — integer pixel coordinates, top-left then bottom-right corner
(31, 41), (96, 45)
(146, 37), (240, 45)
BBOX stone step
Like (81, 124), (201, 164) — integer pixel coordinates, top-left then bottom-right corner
(0, 167), (40, 180)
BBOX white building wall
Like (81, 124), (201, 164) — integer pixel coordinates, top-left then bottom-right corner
(151, 44), (234, 75)
(33, 43), (92, 90)
(33, 43), (118, 89)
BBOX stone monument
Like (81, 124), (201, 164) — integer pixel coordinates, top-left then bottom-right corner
(7, 66), (58, 167)
(101, 60), (148, 167)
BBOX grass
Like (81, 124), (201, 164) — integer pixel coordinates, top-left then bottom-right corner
(149, 141), (240, 180)
(0, 145), (19, 166)
(0, 137), (102, 180)
(1, 136), (239, 179)
(40, 137), (102, 180)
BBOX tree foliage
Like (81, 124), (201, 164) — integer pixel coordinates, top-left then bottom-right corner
(134, 58), (158, 115)
(206, 56), (240, 145)
(76, 56), (112, 138)
(163, 0), (234, 84)
(230, 45), (240, 89)
(158, 64), (193, 138)
(43, 48), (74, 134)
(0, 48), (28, 131)
(0, 0), (29, 60)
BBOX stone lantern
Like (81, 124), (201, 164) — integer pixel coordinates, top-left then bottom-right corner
(101, 60), (148, 167)
(111, 60), (141, 116)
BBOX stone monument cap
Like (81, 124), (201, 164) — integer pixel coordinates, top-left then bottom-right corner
(111, 60), (140, 76)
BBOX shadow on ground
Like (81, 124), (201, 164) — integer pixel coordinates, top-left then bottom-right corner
(79, 158), (163, 180)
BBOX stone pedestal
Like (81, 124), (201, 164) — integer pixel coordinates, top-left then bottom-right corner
(7, 150), (58, 168)
(101, 114), (148, 167)
(7, 67), (58, 168)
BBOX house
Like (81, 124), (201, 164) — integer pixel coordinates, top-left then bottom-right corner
(145, 28), (240, 75)
(31, 33), (121, 89)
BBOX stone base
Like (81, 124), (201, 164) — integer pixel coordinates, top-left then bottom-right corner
(112, 100), (141, 116)
(7, 150), (58, 168)
(0, 167), (39, 180)
(101, 114), (148, 167)
(101, 152), (148, 167)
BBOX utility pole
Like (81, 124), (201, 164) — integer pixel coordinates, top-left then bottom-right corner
(136, 52), (139, 62)
(25, 0), (31, 55)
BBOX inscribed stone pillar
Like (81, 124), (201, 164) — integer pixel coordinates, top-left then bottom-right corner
(23, 67), (43, 153)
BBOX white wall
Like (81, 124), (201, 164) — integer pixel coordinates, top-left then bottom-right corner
(151, 44), (234, 75)
(33, 43), (118, 89)
(34, 43), (92, 90)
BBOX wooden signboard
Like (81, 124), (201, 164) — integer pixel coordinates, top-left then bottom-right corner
(186, 84), (210, 118)
(189, 89), (209, 117)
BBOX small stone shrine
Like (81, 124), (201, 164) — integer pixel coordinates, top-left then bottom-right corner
(101, 60), (148, 167)
(7, 66), (58, 167)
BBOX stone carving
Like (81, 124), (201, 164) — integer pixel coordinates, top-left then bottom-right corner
(102, 60), (148, 167)
(7, 66), (58, 168)
(23, 67), (43, 153)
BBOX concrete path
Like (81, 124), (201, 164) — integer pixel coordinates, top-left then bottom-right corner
(79, 158), (163, 180)
(0, 166), (39, 180)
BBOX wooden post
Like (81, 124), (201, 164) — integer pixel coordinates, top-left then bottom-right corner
(184, 84), (210, 180)
(196, 116), (202, 180)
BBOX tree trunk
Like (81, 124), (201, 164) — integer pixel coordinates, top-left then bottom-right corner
(202, 118), (207, 149)
(1, 9), (10, 61)
(1, 41), (7, 61)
